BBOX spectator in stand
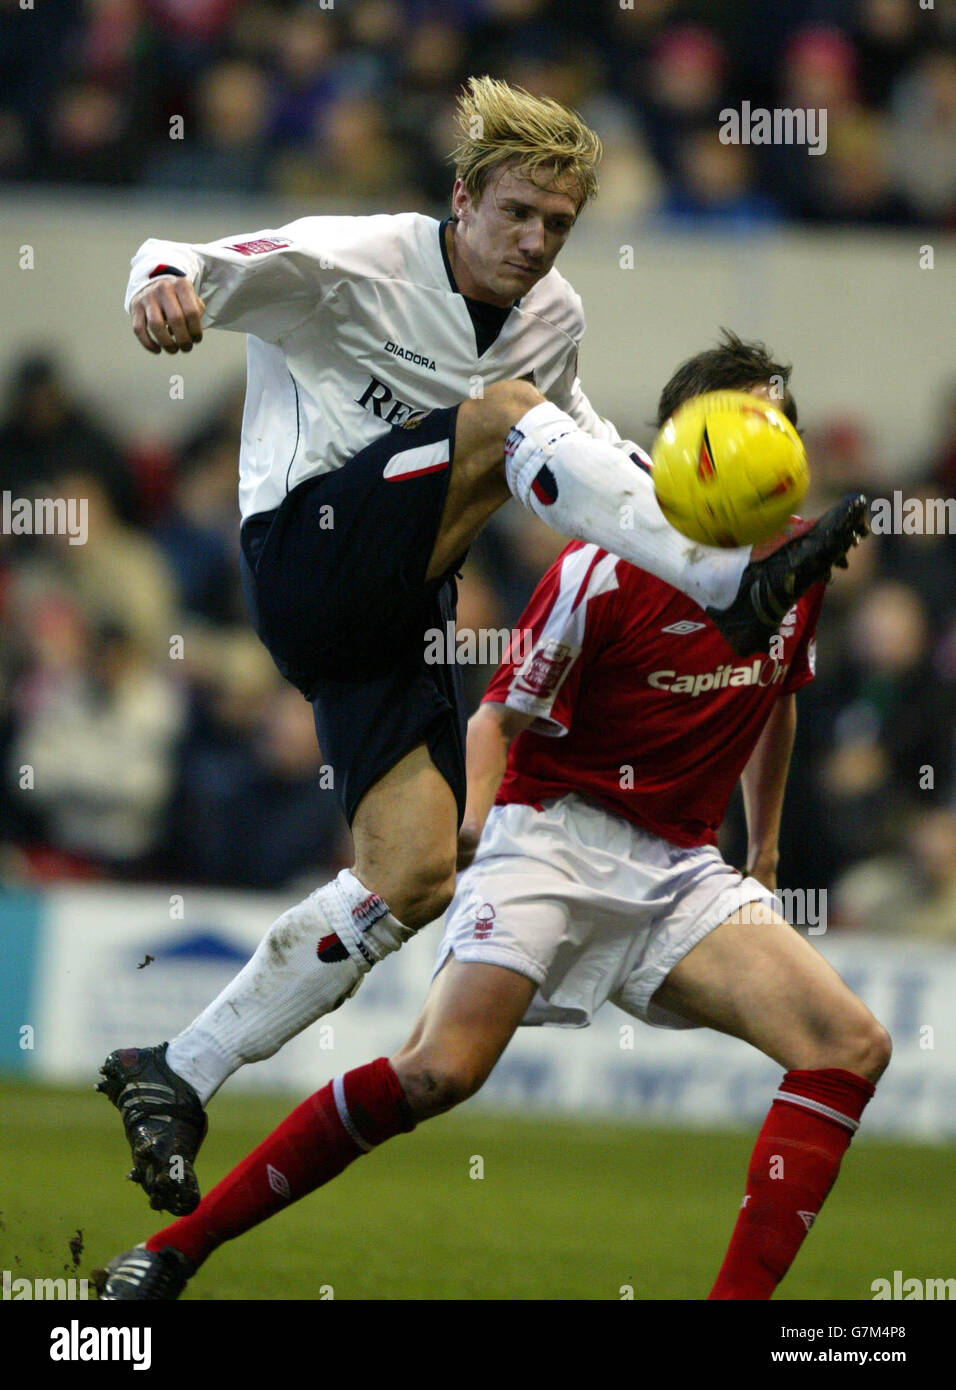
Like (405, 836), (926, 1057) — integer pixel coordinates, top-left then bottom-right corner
(815, 107), (912, 227)
(55, 472), (178, 663)
(633, 25), (729, 179)
(2, 0), (951, 231)
(805, 581), (954, 880)
(41, 77), (143, 186)
(766, 25), (867, 224)
(878, 479), (956, 641)
(658, 128), (781, 230)
(170, 641), (348, 888)
(889, 48), (956, 226)
(151, 385), (246, 627)
(0, 354), (137, 525)
(5, 602), (185, 877)
(390, 16), (469, 206)
(271, 91), (417, 203)
(853, 0), (927, 108)
(266, 4), (345, 150)
(833, 805), (956, 936)
(146, 58), (271, 194)
(901, 808), (956, 938)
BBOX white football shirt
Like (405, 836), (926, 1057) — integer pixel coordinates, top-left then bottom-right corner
(125, 213), (634, 520)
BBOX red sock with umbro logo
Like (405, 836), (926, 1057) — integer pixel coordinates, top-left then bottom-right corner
(145, 1057), (414, 1268)
(708, 1068), (875, 1300)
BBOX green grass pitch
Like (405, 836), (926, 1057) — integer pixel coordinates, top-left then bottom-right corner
(1, 1079), (951, 1301)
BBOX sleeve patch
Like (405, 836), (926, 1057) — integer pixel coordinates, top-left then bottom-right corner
(513, 640), (574, 699)
(228, 238), (292, 256)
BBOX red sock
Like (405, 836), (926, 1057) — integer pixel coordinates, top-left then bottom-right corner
(145, 1057), (414, 1267)
(708, 1068), (875, 1300)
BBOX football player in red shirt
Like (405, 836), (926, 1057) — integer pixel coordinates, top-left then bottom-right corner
(98, 332), (886, 1302)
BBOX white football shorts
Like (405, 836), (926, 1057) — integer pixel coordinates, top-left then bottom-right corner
(434, 794), (775, 1030)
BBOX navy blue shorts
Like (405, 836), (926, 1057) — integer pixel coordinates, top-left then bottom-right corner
(239, 406), (467, 827)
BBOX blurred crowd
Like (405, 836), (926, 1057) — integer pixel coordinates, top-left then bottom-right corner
(0, 352), (954, 938)
(1, 0), (954, 229)
(0, 0), (954, 932)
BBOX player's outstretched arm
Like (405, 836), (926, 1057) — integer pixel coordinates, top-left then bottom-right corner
(740, 692), (797, 892)
(124, 221), (341, 352)
(457, 702), (532, 869)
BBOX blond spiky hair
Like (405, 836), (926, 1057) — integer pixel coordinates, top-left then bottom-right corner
(450, 75), (601, 212)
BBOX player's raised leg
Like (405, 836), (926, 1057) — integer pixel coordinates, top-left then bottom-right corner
(427, 379), (868, 656)
(645, 903), (892, 1300)
(96, 959), (535, 1299)
(98, 741), (458, 1214)
(428, 377), (747, 606)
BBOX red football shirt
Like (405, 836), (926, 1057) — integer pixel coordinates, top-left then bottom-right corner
(484, 541), (824, 848)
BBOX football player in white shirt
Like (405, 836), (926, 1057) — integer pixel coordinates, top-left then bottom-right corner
(98, 78), (867, 1219)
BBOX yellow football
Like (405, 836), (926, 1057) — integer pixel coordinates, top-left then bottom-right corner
(651, 390), (810, 547)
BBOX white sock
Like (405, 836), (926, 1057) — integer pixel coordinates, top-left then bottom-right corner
(165, 869), (412, 1104)
(504, 401), (749, 611)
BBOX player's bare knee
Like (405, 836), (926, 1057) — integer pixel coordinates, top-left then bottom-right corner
(394, 1053), (485, 1119)
(483, 377), (543, 421)
(824, 1010), (892, 1082)
(848, 1017), (892, 1082)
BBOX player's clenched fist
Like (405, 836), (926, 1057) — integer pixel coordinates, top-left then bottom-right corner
(130, 276), (206, 355)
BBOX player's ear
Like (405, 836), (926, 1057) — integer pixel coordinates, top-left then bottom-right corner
(451, 178), (470, 221)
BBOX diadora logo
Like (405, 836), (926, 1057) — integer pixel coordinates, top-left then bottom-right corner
(648, 657), (787, 697)
(661, 620), (706, 635)
(473, 904), (496, 940)
(356, 375), (431, 428)
(385, 340), (437, 371)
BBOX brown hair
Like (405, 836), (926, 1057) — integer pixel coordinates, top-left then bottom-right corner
(657, 329), (798, 427)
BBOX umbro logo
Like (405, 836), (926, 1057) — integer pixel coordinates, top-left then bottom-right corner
(267, 1164), (291, 1200)
(797, 1210), (817, 1231)
(662, 620), (706, 635)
